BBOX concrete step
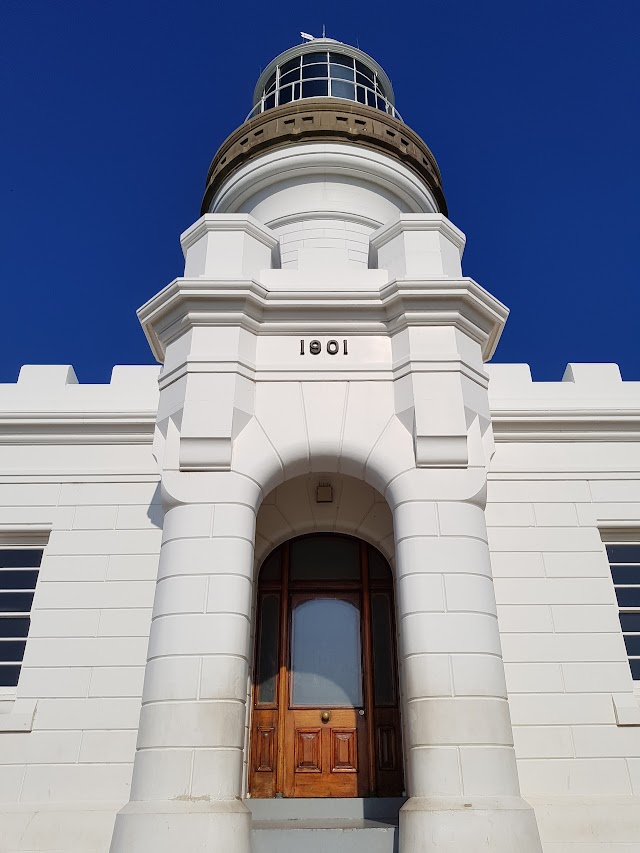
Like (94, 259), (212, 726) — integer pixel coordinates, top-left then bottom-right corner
(247, 796), (406, 822)
(251, 818), (399, 853)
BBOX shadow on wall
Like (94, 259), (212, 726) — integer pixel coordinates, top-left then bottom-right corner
(146, 483), (164, 529)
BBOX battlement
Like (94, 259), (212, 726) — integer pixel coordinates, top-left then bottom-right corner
(487, 363), (640, 404)
(0, 365), (160, 413)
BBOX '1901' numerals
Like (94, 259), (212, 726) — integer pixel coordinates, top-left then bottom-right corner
(300, 339), (348, 356)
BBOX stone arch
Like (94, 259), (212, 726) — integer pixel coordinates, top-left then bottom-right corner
(231, 381), (417, 505)
(254, 472), (396, 569)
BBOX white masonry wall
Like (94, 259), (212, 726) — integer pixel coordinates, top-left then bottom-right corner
(2, 358), (640, 851)
(487, 362), (640, 850)
(0, 365), (161, 853)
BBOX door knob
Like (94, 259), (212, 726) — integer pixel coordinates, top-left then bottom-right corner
(321, 711), (331, 723)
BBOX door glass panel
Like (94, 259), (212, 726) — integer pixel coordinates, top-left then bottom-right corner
(368, 546), (391, 581)
(371, 592), (395, 706)
(290, 536), (360, 581)
(291, 598), (362, 706)
(259, 549), (281, 583)
(256, 593), (280, 705)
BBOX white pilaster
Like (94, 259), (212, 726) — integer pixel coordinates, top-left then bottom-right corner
(109, 488), (258, 853)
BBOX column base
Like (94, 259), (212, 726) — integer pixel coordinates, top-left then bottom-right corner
(109, 799), (251, 853)
(400, 796), (543, 853)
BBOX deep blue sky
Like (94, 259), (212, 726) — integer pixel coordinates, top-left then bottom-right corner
(1, 0), (638, 383)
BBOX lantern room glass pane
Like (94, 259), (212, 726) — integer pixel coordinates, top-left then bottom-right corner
(302, 63), (328, 79)
(280, 57), (300, 75)
(302, 79), (328, 98)
(303, 51), (327, 64)
(279, 85), (294, 105)
(329, 52), (353, 67)
(280, 69), (300, 86)
(331, 80), (355, 100)
(290, 536), (360, 581)
(291, 597), (362, 706)
(330, 63), (354, 81)
(355, 60), (374, 82)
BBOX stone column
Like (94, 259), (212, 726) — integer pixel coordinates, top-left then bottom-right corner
(109, 483), (257, 853)
(390, 473), (542, 853)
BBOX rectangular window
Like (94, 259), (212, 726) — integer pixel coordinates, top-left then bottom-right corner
(0, 548), (42, 687)
(606, 543), (640, 680)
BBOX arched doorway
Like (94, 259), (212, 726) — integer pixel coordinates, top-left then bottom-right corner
(249, 533), (403, 798)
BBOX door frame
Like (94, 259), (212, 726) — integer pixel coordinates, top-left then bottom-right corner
(248, 533), (403, 798)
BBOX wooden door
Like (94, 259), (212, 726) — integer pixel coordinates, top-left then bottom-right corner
(249, 534), (403, 799)
(284, 593), (368, 797)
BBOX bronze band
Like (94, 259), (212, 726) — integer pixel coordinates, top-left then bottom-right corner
(201, 99), (447, 216)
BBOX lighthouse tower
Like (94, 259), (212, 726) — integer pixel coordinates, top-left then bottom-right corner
(109, 37), (543, 853)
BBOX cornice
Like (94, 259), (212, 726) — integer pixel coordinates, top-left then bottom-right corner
(491, 408), (640, 441)
(0, 412), (156, 444)
(370, 215), (466, 252)
(138, 276), (507, 363)
(180, 214), (279, 255)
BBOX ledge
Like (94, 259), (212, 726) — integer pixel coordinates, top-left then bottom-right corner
(0, 699), (36, 732)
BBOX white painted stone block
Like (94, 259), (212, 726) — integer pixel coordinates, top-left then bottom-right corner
(485, 502), (535, 527)
(551, 604), (621, 633)
(106, 554), (160, 581)
(458, 745), (521, 796)
(18, 667), (91, 698)
(403, 653), (452, 700)
(72, 506), (118, 530)
(190, 749), (244, 799)
(543, 551), (610, 577)
(451, 654), (508, 698)
(497, 605), (553, 633)
(142, 658), (200, 703)
(513, 726), (574, 759)
(137, 701), (245, 749)
(79, 730), (138, 763)
(153, 576), (208, 616)
(517, 758), (631, 796)
(534, 503), (579, 527)
(562, 662), (633, 693)
(199, 656), (248, 702)
(129, 748), (192, 800)
(0, 730), (81, 764)
(445, 574), (497, 615)
(147, 613), (249, 658)
(34, 698), (142, 731)
(401, 612), (502, 656)
(508, 693), (616, 726)
(98, 609), (152, 637)
(20, 763), (133, 802)
(393, 501), (438, 541)
(89, 666), (145, 698)
(490, 552), (545, 577)
(409, 746), (462, 796)
(408, 697), (513, 746)
(0, 766), (27, 801)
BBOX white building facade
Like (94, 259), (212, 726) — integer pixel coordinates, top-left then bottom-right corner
(1, 38), (640, 853)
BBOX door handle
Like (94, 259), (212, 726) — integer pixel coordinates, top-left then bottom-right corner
(358, 709), (365, 716)
(321, 711), (331, 723)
